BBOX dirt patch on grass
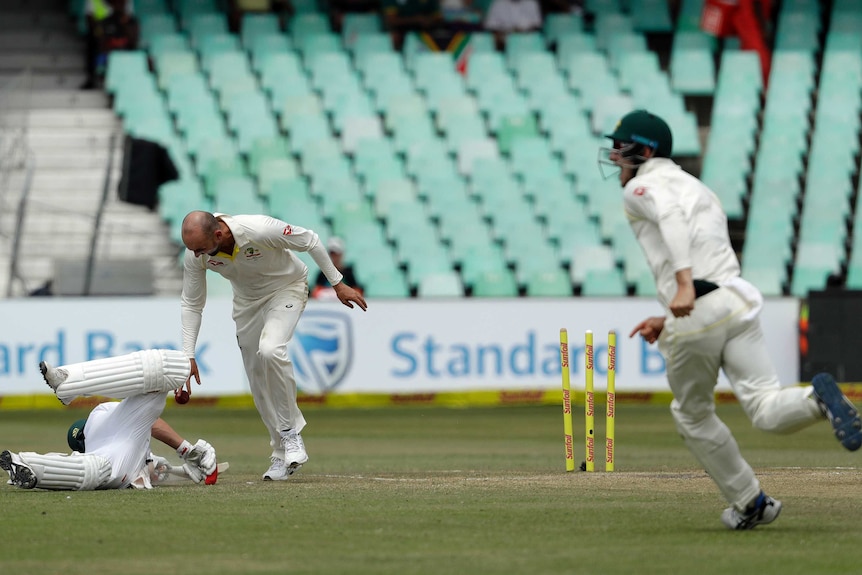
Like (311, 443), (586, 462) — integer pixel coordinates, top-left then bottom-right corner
(292, 467), (862, 498)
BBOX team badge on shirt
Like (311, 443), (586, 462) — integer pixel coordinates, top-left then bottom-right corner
(244, 247), (262, 259)
(290, 310), (353, 393)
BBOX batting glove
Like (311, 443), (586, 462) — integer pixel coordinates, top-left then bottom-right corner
(181, 439), (217, 484)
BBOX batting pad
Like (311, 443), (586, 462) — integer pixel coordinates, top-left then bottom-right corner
(55, 349), (190, 403)
(18, 452), (112, 491)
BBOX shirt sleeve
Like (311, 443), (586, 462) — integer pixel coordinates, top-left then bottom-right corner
(256, 217), (344, 287)
(625, 182), (693, 272)
(180, 250), (207, 359)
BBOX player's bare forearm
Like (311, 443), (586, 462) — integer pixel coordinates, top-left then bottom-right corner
(669, 268), (695, 317)
(151, 418), (183, 450)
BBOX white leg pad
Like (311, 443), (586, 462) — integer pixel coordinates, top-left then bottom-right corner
(56, 350), (190, 403)
(19, 452), (112, 491)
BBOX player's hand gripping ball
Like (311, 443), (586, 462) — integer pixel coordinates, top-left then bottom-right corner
(175, 389), (190, 405)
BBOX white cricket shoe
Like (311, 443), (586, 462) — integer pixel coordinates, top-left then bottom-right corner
(281, 429), (308, 468)
(39, 361), (71, 405)
(262, 457), (296, 481)
(721, 492), (782, 530)
(0, 450), (37, 489)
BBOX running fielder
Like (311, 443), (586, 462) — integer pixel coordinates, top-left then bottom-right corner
(600, 109), (862, 529)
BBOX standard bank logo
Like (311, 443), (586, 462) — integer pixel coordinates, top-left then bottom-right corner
(290, 310), (352, 393)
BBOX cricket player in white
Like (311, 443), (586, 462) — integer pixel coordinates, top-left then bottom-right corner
(600, 109), (862, 529)
(180, 211), (367, 481)
(1, 349), (218, 490)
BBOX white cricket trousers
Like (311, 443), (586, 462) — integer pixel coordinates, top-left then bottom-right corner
(234, 283), (308, 460)
(85, 393), (168, 488)
(658, 286), (823, 511)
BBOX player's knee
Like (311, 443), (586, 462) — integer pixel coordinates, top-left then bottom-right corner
(257, 340), (288, 364)
(670, 404), (717, 440)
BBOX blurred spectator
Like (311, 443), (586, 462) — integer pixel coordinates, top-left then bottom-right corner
(90, 0), (139, 89)
(312, 237), (363, 300)
(82, 0), (135, 90)
(441, 0), (484, 31)
(701, 0), (772, 86)
(483, 0), (542, 46)
(541, 0), (583, 16)
(226, 0), (277, 33)
(382, 0), (442, 36)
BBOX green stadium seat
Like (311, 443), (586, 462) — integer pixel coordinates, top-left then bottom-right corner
(606, 32), (648, 72)
(105, 51), (149, 94)
(363, 269), (411, 298)
(187, 13), (229, 45)
(631, 0), (673, 32)
(582, 268), (627, 296)
(198, 33), (241, 64)
(158, 179), (209, 227)
(594, 13), (634, 51)
(569, 245), (617, 284)
(155, 50), (199, 89)
(524, 269), (572, 296)
(268, 179), (318, 221)
(290, 13), (332, 40)
(671, 48), (716, 95)
(140, 14), (178, 49)
(249, 35), (294, 71)
(240, 13), (281, 46)
(543, 13), (584, 44)
(743, 267), (785, 297)
(417, 272), (464, 297)
(504, 33), (546, 68)
(677, 0), (705, 31)
(298, 33), (341, 60)
(632, 268), (657, 296)
(471, 269), (519, 297)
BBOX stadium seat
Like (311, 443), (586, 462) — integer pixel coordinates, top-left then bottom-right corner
(471, 270), (519, 297)
(582, 268), (627, 296)
(417, 272), (464, 297)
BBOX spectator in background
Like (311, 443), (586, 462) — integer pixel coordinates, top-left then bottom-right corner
(82, 0), (135, 90)
(312, 237), (363, 300)
(440, 0), (484, 31)
(92, 0), (139, 88)
(483, 0), (542, 48)
(381, 0), (442, 44)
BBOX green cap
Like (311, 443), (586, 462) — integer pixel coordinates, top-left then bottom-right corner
(605, 109), (673, 158)
(67, 418), (87, 452)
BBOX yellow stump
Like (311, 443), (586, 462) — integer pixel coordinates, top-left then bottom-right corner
(606, 330), (616, 472)
(585, 330), (595, 472)
(560, 329), (574, 472)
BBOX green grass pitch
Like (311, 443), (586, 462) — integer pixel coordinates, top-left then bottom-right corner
(1, 403), (861, 574)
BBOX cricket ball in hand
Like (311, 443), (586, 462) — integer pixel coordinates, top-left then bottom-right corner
(175, 390), (190, 405)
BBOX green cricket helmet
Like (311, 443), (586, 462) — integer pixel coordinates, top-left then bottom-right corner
(605, 109), (673, 158)
(67, 418), (87, 452)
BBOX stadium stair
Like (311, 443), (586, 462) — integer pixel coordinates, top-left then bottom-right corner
(2, 0), (183, 297)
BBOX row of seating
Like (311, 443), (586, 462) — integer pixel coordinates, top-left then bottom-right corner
(100, 0), (862, 298)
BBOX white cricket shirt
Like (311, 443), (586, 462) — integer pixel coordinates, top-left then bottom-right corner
(180, 214), (343, 358)
(623, 158), (740, 309)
